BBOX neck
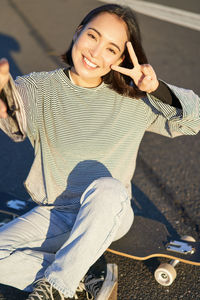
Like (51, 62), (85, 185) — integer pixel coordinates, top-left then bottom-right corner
(69, 68), (102, 88)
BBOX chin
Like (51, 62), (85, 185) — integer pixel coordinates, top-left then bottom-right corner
(75, 66), (98, 79)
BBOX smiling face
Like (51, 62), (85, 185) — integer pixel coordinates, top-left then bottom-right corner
(70, 12), (129, 87)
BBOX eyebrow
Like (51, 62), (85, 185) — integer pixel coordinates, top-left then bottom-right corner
(87, 27), (121, 52)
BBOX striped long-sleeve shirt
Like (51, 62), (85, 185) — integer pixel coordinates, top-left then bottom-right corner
(1, 68), (200, 207)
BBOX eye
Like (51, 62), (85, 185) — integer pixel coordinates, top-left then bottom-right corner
(108, 48), (116, 55)
(87, 33), (96, 40)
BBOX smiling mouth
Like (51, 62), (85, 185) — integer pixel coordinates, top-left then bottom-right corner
(83, 56), (98, 69)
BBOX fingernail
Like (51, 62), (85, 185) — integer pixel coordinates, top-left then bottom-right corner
(0, 58), (7, 62)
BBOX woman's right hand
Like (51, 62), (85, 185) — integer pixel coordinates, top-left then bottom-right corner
(0, 58), (9, 119)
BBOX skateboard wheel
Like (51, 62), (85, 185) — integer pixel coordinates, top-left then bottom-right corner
(154, 263), (177, 286)
(181, 235), (196, 242)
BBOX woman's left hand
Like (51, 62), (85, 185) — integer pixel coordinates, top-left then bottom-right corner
(111, 41), (159, 93)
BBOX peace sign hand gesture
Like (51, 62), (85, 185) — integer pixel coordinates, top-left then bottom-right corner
(111, 42), (159, 94)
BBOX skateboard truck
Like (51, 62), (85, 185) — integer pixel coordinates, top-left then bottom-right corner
(154, 236), (196, 286)
(109, 215), (199, 288)
(166, 240), (195, 255)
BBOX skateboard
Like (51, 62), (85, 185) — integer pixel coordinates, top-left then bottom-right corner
(108, 215), (200, 286)
(0, 194), (199, 291)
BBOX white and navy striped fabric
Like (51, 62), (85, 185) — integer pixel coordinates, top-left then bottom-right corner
(1, 69), (200, 206)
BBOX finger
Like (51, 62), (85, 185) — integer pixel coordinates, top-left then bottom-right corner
(0, 99), (8, 119)
(0, 58), (10, 92)
(0, 58), (9, 73)
(111, 64), (132, 77)
(141, 64), (157, 79)
(126, 42), (139, 67)
(139, 75), (152, 86)
(138, 75), (159, 93)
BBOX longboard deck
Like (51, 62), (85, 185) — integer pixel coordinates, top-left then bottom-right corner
(108, 216), (200, 266)
(1, 195), (200, 266)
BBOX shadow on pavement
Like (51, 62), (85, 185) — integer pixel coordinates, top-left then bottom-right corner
(0, 33), (22, 78)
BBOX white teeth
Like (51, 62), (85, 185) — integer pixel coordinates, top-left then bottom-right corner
(84, 57), (97, 68)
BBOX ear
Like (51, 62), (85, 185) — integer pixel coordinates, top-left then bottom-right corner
(73, 25), (83, 42)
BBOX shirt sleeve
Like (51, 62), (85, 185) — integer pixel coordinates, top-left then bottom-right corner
(144, 83), (200, 138)
(150, 80), (182, 109)
(0, 75), (27, 142)
(15, 73), (39, 144)
(0, 72), (40, 144)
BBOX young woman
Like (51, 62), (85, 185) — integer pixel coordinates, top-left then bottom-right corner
(0, 4), (199, 300)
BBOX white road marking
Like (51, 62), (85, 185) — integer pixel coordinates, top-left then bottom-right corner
(102, 0), (200, 31)
(7, 199), (27, 210)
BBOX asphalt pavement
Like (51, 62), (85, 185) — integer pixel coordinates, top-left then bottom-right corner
(0, 0), (200, 299)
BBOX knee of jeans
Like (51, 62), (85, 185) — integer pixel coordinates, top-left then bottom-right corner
(81, 177), (129, 210)
(93, 177), (127, 193)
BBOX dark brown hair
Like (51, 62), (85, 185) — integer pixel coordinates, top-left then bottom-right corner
(62, 4), (148, 98)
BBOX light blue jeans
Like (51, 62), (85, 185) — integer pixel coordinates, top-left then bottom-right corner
(0, 177), (134, 298)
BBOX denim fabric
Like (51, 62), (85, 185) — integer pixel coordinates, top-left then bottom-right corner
(0, 177), (133, 297)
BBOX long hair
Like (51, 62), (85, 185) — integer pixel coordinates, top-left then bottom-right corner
(62, 4), (148, 99)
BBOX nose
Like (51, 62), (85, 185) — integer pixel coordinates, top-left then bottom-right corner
(90, 43), (103, 58)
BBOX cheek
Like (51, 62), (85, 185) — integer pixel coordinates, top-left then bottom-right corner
(72, 43), (78, 61)
(74, 34), (93, 52)
(72, 37), (85, 55)
(103, 55), (122, 69)
(72, 40), (81, 56)
(72, 40), (86, 63)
